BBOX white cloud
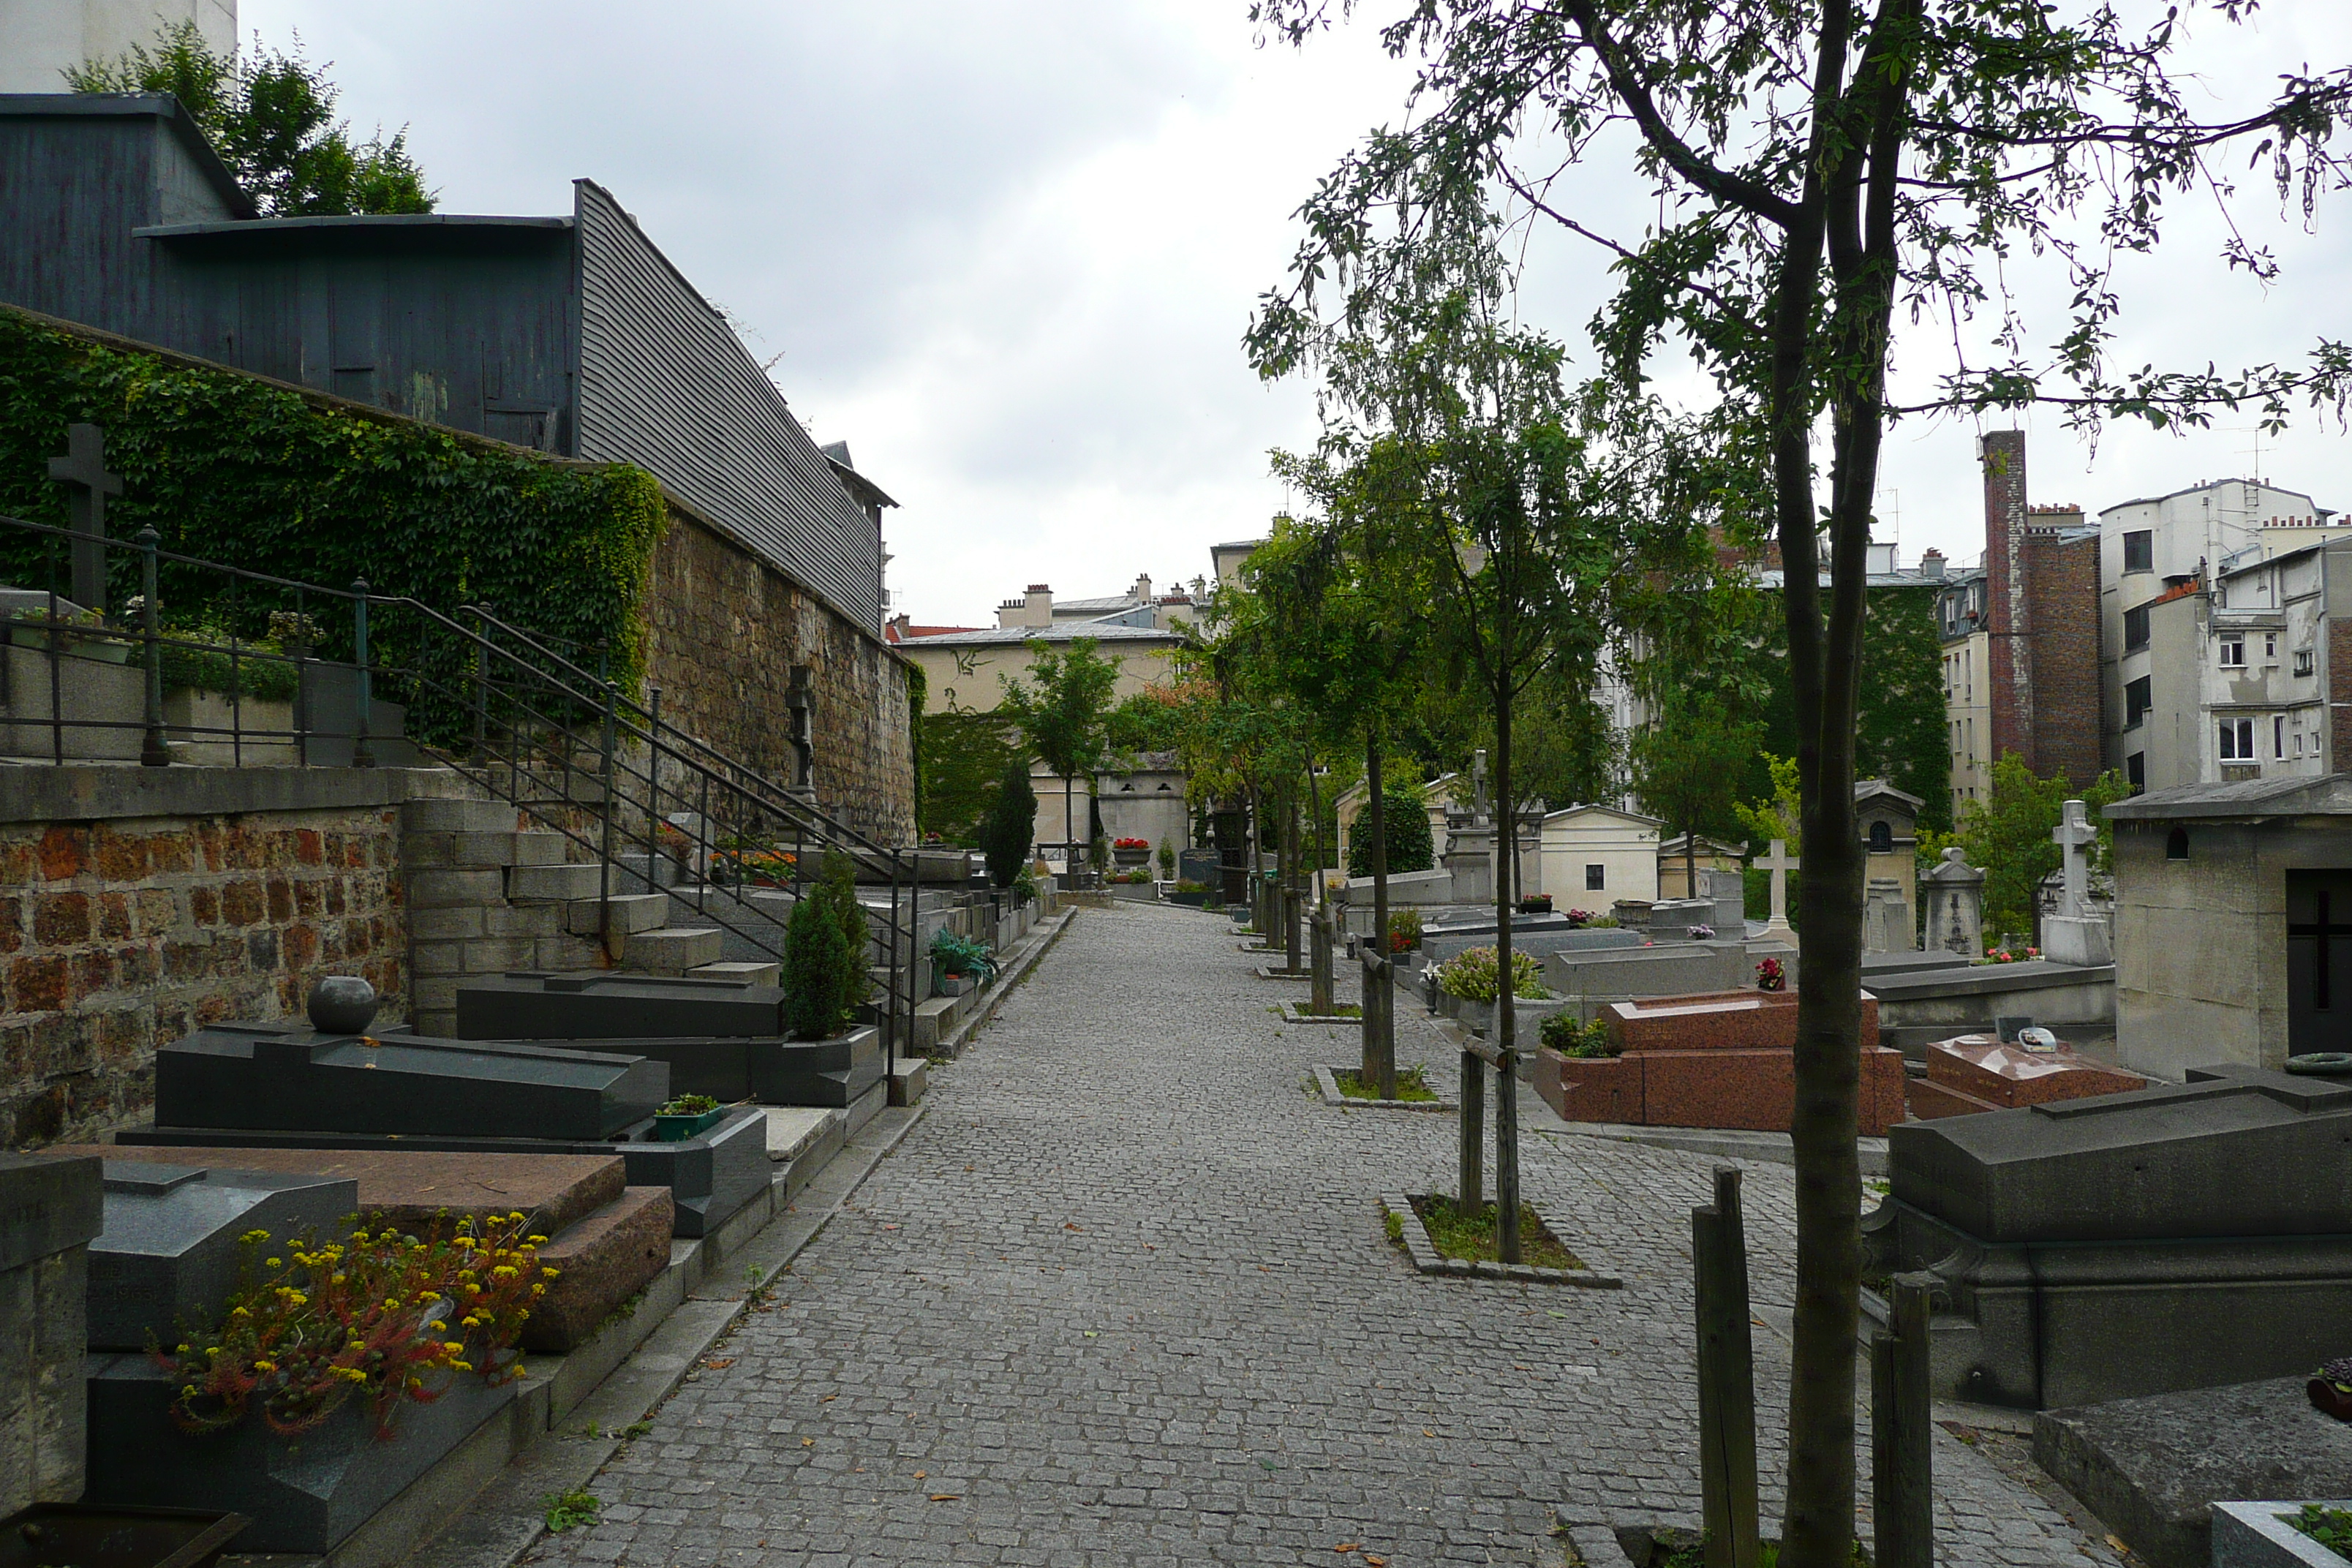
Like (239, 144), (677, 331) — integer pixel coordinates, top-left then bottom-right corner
(240, 1), (2352, 614)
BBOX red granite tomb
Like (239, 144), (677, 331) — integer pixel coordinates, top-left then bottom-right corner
(1904, 1034), (2145, 1120)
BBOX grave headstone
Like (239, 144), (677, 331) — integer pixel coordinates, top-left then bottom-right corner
(1923, 847), (1986, 957)
(156, 1022), (665, 1140)
(1865, 877), (1914, 952)
(1648, 897), (1715, 940)
(2044, 799), (2112, 966)
(1177, 848), (1222, 890)
(1703, 867), (1748, 938)
(1874, 1065), (2352, 1407)
(0, 1151), (104, 1515)
(509, 1028), (883, 1107)
(85, 1161), (359, 1353)
(48, 422), (122, 611)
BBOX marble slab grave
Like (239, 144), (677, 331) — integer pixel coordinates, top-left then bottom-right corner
(510, 1026), (883, 1107)
(86, 1161), (358, 1352)
(1908, 1035), (2146, 1118)
(454, 970), (787, 1041)
(1870, 1066), (2352, 1407)
(157, 1022), (666, 1141)
(119, 1106), (769, 1239)
(0, 1151), (103, 1515)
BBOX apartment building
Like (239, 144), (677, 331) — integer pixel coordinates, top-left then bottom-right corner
(2098, 476), (2350, 780)
(1937, 562), (1993, 815)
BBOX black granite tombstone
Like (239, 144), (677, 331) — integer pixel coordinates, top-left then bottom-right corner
(154, 1022), (665, 1140)
(454, 971), (786, 1041)
(88, 1161), (360, 1352)
(507, 1028), (882, 1107)
(1871, 1065), (2352, 1407)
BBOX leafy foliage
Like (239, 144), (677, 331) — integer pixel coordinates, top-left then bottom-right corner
(998, 638), (1119, 851)
(1632, 689), (1763, 870)
(919, 712), (1019, 846)
(0, 310), (667, 727)
(1346, 785), (1434, 876)
(67, 21), (434, 215)
(156, 1211), (549, 1438)
(1433, 944), (1548, 1002)
(782, 856), (864, 1042)
(1931, 755), (2130, 943)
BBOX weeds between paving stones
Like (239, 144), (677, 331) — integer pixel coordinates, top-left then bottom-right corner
(1335, 1065), (1436, 1102)
(543, 1488), (600, 1533)
(1407, 1194), (1584, 1270)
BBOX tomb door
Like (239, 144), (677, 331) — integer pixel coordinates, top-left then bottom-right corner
(2285, 870), (2352, 1055)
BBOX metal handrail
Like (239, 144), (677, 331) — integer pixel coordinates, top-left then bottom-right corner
(0, 510), (928, 1071)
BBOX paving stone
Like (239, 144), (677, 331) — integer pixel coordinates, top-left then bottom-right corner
(512, 903), (2121, 1568)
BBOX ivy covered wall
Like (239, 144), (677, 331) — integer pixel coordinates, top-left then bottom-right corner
(0, 306), (666, 701)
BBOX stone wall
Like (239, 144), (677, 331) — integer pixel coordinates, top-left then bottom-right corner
(643, 502), (914, 844)
(0, 768), (468, 1147)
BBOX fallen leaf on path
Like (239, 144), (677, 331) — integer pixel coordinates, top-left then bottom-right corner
(914, 1471), (927, 1480)
(930, 1494), (962, 1502)
(1366, 1556), (1388, 1566)
(802, 1439), (814, 1447)
(702, 1357), (734, 1370)
(1064, 1222), (1082, 1231)
(1335, 1544), (1359, 1553)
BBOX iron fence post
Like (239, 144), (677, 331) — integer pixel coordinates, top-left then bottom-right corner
(646, 686), (663, 894)
(137, 528), (168, 766)
(350, 579), (374, 768)
(598, 645), (618, 960)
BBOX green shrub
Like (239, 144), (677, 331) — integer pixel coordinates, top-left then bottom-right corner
(783, 884), (853, 1041)
(813, 852), (871, 1011)
(1346, 788), (1435, 877)
(1434, 945), (1548, 1002)
(979, 761), (1037, 889)
(1539, 1011), (1618, 1058)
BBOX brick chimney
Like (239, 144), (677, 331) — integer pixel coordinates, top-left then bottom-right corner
(1981, 429), (2035, 772)
(1023, 584), (1054, 627)
(1919, 548), (1946, 580)
(1131, 573), (1153, 603)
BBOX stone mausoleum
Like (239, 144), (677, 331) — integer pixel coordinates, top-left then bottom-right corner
(2108, 773), (2352, 1079)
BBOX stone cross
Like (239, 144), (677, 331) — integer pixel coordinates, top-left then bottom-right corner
(2052, 799), (2097, 920)
(48, 423), (123, 612)
(1470, 748), (1490, 823)
(1758, 839), (1799, 934)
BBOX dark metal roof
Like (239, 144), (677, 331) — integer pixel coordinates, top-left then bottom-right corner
(2106, 774), (2352, 821)
(0, 92), (255, 219)
(902, 622), (1181, 649)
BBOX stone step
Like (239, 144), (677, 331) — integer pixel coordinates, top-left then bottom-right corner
(619, 926), (723, 973)
(510, 862), (605, 902)
(693, 960), (780, 985)
(566, 892), (673, 937)
(888, 1058), (927, 1107)
(402, 797), (521, 833)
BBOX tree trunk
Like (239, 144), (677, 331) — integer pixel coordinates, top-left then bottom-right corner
(1366, 727), (1396, 1098)
(1493, 676), (1520, 1264)
(1284, 789), (1303, 973)
(1064, 772), (1075, 886)
(1308, 761), (1334, 1016)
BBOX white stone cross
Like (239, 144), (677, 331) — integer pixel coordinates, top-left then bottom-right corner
(1759, 839), (1799, 933)
(2052, 799), (2097, 920)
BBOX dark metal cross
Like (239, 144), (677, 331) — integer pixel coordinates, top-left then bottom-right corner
(48, 423), (124, 612)
(2291, 890), (2352, 1010)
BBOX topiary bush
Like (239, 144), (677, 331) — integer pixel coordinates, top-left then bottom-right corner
(979, 760), (1037, 889)
(783, 886), (853, 1041)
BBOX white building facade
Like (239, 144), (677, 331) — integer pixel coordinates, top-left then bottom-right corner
(0, 0), (235, 94)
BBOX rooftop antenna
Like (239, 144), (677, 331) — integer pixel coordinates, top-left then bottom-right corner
(2234, 424), (2269, 487)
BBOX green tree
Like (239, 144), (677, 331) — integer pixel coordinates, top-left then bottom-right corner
(917, 712), (1019, 845)
(979, 760), (1039, 890)
(1249, 1), (2352, 1556)
(1940, 755), (2131, 945)
(1752, 583), (1950, 831)
(1632, 690), (1763, 897)
(68, 21), (434, 216)
(782, 883), (852, 1041)
(997, 639), (1119, 869)
(1345, 785), (1434, 876)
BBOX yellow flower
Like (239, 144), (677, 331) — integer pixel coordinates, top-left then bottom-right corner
(527, 1235), (549, 1245)
(176, 1343), (191, 1354)
(461, 1316), (481, 1328)
(540, 1267), (561, 1279)
(265, 1258), (283, 1269)
(230, 1307), (249, 1319)
(252, 1360), (275, 1372)
(508, 1211), (524, 1224)
(382, 1298), (401, 1311)
(408, 1377), (423, 1390)
(240, 1229), (271, 1243)
(442, 1341), (464, 1356)
(491, 1265), (517, 1280)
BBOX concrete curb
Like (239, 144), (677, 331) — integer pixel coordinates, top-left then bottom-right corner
(1311, 1063), (1456, 1113)
(1252, 963), (1312, 981)
(1378, 1191), (1624, 1289)
(1276, 1001), (1360, 1025)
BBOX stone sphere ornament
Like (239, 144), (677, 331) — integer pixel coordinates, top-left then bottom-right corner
(308, 975), (380, 1035)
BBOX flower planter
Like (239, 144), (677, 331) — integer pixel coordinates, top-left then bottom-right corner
(10, 625), (134, 663)
(0, 1504), (249, 1568)
(1112, 847), (1150, 866)
(652, 1106), (726, 1141)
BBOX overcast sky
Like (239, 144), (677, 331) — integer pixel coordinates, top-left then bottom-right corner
(241, 2), (2352, 624)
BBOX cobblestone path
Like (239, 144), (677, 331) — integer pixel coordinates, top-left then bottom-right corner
(527, 903), (2119, 1568)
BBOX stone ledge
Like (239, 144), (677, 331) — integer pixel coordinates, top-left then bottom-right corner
(0, 761), (480, 825)
(1379, 1191), (1624, 1289)
(1276, 1001), (1360, 1025)
(1254, 964), (1312, 981)
(1311, 1064), (1456, 1113)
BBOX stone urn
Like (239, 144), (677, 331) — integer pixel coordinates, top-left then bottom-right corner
(308, 975), (380, 1035)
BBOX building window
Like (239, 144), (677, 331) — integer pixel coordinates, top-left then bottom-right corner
(2124, 530), (2154, 572)
(2266, 633), (2279, 660)
(2167, 826), (2190, 860)
(2298, 648), (2315, 677)
(2127, 753), (2146, 794)
(1586, 864), (1605, 891)
(2277, 714), (2288, 758)
(2125, 676), (2152, 727)
(1868, 821), (1893, 853)
(2124, 603), (2150, 650)
(2220, 637), (2246, 668)
(2220, 717), (2255, 759)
